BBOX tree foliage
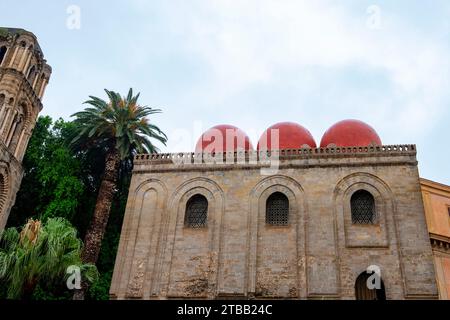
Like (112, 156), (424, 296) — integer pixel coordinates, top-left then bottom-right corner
(4, 89), (167, 299)
(0, 218), (98, 299)
(8, 117), (84, 225)
(71, 88), (167, 160)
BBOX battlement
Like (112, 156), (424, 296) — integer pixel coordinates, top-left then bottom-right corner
(132, 145), (418, 174)
(134, 144), (416, 164)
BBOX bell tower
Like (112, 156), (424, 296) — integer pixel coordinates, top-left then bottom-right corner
(0, 28), (51, 229)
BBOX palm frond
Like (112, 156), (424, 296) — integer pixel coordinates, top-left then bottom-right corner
(70, 88), (168, 160)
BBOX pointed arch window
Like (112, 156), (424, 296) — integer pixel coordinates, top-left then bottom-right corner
(266, 192), (289, 226)
(351, 190), (376, 224)
(185, 194), (208, 228)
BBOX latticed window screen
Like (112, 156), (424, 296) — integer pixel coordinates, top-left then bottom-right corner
(185, 194), (208, 228)
(351, 190), (376, 224)
(266, 192), (289, 226)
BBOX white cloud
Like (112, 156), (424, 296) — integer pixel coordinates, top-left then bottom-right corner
(130, 0), (449, 147)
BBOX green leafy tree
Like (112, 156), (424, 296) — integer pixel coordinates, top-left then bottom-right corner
(0, 218), (98, 299)
(70, 88), (167, 299)
(8, 117), (84, 226)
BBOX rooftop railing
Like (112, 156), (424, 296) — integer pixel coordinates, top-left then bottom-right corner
(134, 144), (416, 165)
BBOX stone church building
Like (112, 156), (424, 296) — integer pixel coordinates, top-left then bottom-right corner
(0, 28), (51, 230)
(110, 120), (438, 300)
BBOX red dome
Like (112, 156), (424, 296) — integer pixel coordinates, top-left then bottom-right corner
(320, 119), (382, 148)
(195, 124), (254, 152)
(257, 122), (317, 150)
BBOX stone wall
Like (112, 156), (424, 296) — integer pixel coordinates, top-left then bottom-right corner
(111, 146), (438, 299)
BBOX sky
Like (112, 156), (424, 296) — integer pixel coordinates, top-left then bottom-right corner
(1, 0), (450, 184)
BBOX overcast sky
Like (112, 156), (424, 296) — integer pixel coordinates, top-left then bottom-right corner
(1, 1), (450, 184)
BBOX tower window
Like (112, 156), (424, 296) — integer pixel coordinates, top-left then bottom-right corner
(351, 190), (376, 224)
(0, 46), (7, 65)
(185, 194), (208, 228)
(266, 192), (289, 226)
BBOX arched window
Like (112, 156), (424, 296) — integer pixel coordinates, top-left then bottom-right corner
(0, 46), (7, 65)
(266, 192), (289, 225)
(355, 271), (386, 300)
(351, 190), (376, 224)
(185, 194), (208, 228)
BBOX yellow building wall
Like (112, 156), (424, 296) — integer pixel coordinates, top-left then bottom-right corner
(421, 178), (450, 300)
(433, 255), (450, 299)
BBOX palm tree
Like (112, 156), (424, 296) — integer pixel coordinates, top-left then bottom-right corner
(70, 88), (167, 299)
(0, 218), (97, 299)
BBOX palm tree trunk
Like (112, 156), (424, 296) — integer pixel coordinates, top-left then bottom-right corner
(73, 148), (120, 300)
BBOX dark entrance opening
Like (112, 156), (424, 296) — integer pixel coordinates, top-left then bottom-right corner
(355, 271), (386, 300)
